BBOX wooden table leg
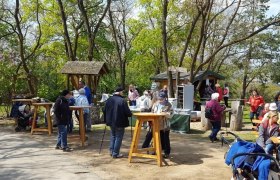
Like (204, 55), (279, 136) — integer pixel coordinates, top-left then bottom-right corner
(128, 119), (140, 162)
(31, 106), (38, 135)
(153, 117), (162, 167)
(46, 106), (52, 135)
(79, 109), (85, 147)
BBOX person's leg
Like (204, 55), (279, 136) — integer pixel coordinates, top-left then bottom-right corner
(112, 127), (125, 158)
(86, 113), (91, 131)
(142, 128), (153, 148)
(224, 97), (228, 107)
(265, 143), (275, 155)
(210, 121), (221, 141)
(56, 125), (62, 148)
(160, 130), (166, 151)
(249, 112), (257, 126)
(60, 125), (68, 149)
(162, 130), (170, 156)
(109, 126), (116, 156)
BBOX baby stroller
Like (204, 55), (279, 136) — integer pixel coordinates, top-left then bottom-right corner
(10, 103), (33, 132)
(220, 131), (280, 180)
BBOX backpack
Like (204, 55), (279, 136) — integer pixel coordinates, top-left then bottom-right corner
(205, 107), (213, 119)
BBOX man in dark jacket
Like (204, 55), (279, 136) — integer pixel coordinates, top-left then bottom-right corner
(54, 90), (72, 152)
(104, 87), (132, 158)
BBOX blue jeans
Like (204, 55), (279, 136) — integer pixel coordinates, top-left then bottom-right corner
(209, 121), (221, 140)
(265, 143), (275, 155)
(57, 125), (68, 148)
(250, 112), (258, 120)
(109, 126), (125, 157)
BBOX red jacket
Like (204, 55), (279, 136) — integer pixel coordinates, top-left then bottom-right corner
(206, 99), (226, 121)
(248, 95), (264, 112)
(216, 87), (223, 102)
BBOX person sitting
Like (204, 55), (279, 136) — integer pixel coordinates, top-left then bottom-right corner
(15, 104), (34, 131)
(256, 111), (279, 156)
(261, 103), (277, 122)
(258, 103), (270, 121)
(142, 92), (172, 158)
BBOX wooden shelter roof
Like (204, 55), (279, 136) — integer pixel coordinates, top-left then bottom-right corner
(60, 61), (108, 75)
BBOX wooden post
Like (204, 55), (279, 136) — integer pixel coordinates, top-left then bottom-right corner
(200, 105), (212, 131)
(230, 101), (244, 131)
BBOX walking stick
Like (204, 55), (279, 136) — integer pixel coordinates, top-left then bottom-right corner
(99, 125), (107, 154)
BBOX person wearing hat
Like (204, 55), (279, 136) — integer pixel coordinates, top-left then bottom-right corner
(205, 92), (226, 142)
(75, 88), (90, 132)
(261, 103), (277, 123)
(104, 86), (132, 158)
(256, 111), (279, 156)
(142, 91), (172, 158)
(54, 90), (72, 152)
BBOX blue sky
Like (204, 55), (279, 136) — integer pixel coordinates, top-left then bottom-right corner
(267, 0), (280, 16)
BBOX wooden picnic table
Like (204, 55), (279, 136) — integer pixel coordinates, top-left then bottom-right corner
(31, 102), (53, 135)
(270, 137), (280, 144)
(69, 106), (91, 147)
(128, 112), (167, 167)
(252, 119), (262, 125)
(12, 99), (36, 104)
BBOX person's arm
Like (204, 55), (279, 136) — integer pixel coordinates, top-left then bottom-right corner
(123, 99), (132, 117)
(259, 96), (265, 107)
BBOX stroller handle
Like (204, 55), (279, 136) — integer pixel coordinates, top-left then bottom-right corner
(231, 152), (280, 173)
(220, 131), (243, 147)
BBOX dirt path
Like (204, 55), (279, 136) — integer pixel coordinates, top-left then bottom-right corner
(0, 121), (233, 180)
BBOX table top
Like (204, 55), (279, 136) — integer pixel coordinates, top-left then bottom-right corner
(252, 119), (262, 124)
(69, 106), (92, 110)
(32, 102), (53, 106)
(270, 137), (280, 144)
(133, 112), (167, 117)
(12, 99), (35, 102)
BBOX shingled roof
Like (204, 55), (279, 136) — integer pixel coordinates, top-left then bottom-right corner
(150, 70), (224, 82)
(60, 61), (108, 75)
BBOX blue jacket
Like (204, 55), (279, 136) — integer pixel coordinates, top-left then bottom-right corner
(225, 141), (270, 180)
(84, 86), (92, 104)
(104, 94), (132, 128)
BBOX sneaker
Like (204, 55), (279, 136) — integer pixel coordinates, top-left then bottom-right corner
(112, 154), (124, 158)
(213, 137), (220, 142)
(208, 135), (214, 143)
(163, 154), (169, 159)
(62, 147), (72, 152)
(55, 146), (62, 150)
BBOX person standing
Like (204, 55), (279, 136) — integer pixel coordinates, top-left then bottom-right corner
(75, 88), (90, 132)
(78, 80), (92, 130)
(128, 84), (139, 106)
(142, 92), (172, 158)
(104, 87), (132, 158)
(54, 90), (72, 152)
(160, 85), (168, 100)
(206, 93), (226, 142)
(246, 89), (265, 125)
(223, 83), (230, 107)
(215, 83), (223, 102)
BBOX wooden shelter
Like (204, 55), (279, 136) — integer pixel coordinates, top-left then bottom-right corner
(150, 70), (225, 98)
(60, 61), (109, 95)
